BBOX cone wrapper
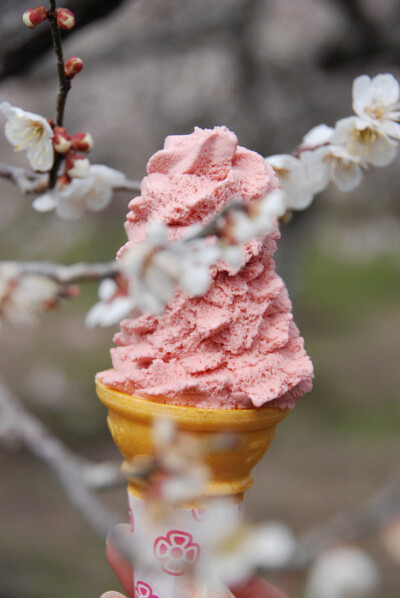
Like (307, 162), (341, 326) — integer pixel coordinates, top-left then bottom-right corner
(130, 490), (241, 598)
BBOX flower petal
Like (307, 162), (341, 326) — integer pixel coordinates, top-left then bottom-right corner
(27, 137), (54, 171)
(32, 193), (57, 212)
(352, 74), (372, 117)
(303, 124), (334, 146)
(372, 73), (400, 105)
(332, 160), (363, 192)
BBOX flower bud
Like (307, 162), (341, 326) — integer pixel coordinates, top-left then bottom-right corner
(71, 132), (94, 152)
(52, 127), (71, 154)
(57, 174), (71, 190)
(22, 7), (48, 29)
(64, 56), (84, 79)
(65, 154), (90, 179)
(55, 8), (75, 30)
(59, 284), (80, 299)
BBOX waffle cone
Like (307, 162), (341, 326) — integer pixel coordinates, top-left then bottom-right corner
(96, 378), (289, 497)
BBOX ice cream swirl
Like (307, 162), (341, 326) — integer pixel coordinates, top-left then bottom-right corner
(99, 127), (313, 409)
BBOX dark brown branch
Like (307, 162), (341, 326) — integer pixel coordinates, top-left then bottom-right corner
(48, 1), (70, 127)
(47, 0), (71, 187)
(0, 0), (131, 81)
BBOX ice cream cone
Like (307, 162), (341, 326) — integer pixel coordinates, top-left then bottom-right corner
(96, 377), (289, 498)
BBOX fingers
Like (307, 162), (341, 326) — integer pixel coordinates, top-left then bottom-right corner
(230, 575), (290, 598)
(104, 525), (290, 598)
(106, 523), (134, 598)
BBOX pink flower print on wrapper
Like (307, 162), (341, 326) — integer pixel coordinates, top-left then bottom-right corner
(153, 530), (200, 576)
(135, 581), (159, 598)
(191, 508), (209, 522)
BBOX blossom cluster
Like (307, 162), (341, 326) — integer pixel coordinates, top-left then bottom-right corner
(0, 263), (61, 327)
(266, 74), (400, 210)
(0, 101), (126, 218)
(86, 193), (285, 326)
(2, 74), (399, 325)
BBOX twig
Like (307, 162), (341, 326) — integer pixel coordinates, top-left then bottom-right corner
(0, 162), (49, 194)
(47, 0), (71, 187)
(0, 162), (141, 196)
(48, 0), (70, 128)
(3, 260), (118, 284)
(0, 374), (124, 536)
(116, 179), (142, 194)
(294, 474), (400, 569)
(0, 0), (131, 82)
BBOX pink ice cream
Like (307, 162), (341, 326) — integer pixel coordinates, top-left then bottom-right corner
(99, 126), (313, 409)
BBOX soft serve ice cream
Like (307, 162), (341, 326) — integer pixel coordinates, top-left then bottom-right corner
(99, 126), (313, 409)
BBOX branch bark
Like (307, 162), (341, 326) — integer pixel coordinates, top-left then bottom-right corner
(0, 0), (131, 81)
(294, 474), (400, 568)
(3, 260), (118, 284)
(0, 374), (124, 536)
(0, 162), (141, 196)
(0, 162), (49, 194)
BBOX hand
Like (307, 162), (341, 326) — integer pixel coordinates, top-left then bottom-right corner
(104, 524), (290, 598)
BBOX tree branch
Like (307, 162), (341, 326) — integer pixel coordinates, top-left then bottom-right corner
(0, 162), (49, 194)
(0, 165), (140, 196)
(0, 0), (131, 81)
(0, 374), (124, 536)
(294, 474), (400, 568)
(3, 260), (118, 284)
(47, 0), (71, 187)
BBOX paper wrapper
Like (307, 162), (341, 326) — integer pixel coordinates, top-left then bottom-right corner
(96, 378), (289, 597)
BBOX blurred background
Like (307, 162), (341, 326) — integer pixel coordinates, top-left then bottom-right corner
(0, 0), (399, 596)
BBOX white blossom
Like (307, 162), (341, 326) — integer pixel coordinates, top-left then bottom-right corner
(0, 102), (54, 172)
(266, 154), (315, 210)
(196, 511), (296, 587)
(121, 221), (220, 314)
(332, 116), (398, 167)
(305, 547), (380, 598)
(310, 144), (364, 192)
(123, 417), (210, 506)
(85, 278), (135, 328)
(33, 165), (127, 219)
(0, 263), (59, 327)
(352, 73), (400, 140)
(66, 156), (91, 178)
(302, 124), (334, 147)
(151, 417), (210, 504)
(266, 154), (329, 210)
(228, 190), (286, 242)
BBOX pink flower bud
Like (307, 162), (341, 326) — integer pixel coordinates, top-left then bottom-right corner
(52, 127), (71, 154)
(65, 154), (90, 179)
(55, 8), (75, 30)
(22, 7), (48, 29)
(71, 132), (94, 152)
(64, 56), (84, 79)
(57, 174), (71, 190)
